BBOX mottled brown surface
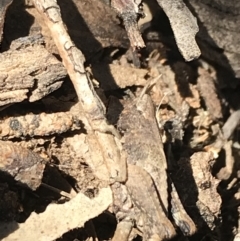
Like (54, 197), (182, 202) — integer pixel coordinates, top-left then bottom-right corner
(0, 0), (239, 241)
(117, 94), (196, 240)
(0, 103), (83, 139)
(0, 141), (45, 190)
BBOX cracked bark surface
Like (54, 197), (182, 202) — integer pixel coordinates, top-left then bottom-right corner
(0, 35), (67, 107)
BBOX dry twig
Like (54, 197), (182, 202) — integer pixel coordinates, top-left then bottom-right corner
(32, 0), (126, 183)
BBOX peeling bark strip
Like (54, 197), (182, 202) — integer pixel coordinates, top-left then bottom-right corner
(32, 0), (126, 183)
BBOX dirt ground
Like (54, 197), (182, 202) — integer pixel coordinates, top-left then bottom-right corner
(0, 0), (240, 241)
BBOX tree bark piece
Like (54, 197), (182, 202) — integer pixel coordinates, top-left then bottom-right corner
(0, 104), (83, 139)
(0, 141), (45, 190)
(0, 35), (67, 107)
(156, 0), (201, 61)
(110, 0), (145, 49)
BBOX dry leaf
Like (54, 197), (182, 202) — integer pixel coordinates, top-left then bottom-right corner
(1, 187), (112, 241)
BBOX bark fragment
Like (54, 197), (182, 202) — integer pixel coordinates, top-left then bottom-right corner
(156, 0), (201, 61)
(110, 0), (145, 49)
(0, 104), (83, 139)
(0, 35), (67, 107)
(0, 141), (45, 190)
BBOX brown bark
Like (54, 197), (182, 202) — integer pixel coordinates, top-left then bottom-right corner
(0, 35), (67, 107)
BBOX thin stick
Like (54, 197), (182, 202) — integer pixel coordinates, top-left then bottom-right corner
(41, 182), (76, 199)
(32, 0), (126, 183)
